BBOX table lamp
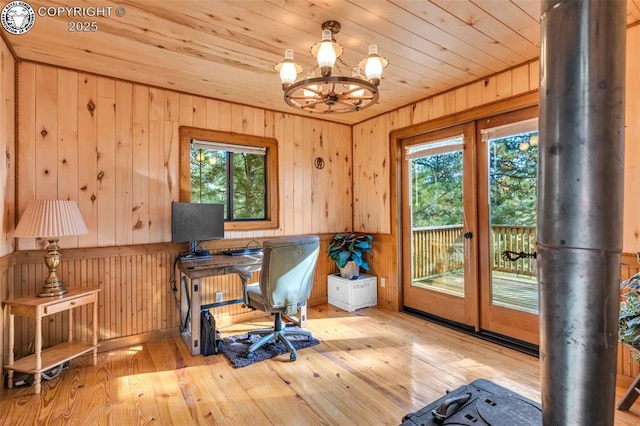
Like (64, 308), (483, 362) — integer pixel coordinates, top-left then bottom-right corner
(14, 200), (88, 297)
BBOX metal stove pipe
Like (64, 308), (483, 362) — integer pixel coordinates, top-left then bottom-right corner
(538, 1), (626, 425)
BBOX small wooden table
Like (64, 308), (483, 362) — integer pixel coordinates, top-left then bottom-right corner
(3, 288), (100, 395)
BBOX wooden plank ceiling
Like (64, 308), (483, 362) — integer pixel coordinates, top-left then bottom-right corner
(3, 0), (640, 125)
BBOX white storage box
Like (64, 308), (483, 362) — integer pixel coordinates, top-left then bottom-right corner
(328, 273), (377, 312)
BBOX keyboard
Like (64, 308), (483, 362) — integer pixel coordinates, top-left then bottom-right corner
(222, 247), (263, 256)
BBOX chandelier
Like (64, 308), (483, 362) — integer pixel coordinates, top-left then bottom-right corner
(274, 21), (389, 114)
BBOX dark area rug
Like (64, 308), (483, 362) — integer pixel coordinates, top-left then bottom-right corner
(221, 329), (321, 368)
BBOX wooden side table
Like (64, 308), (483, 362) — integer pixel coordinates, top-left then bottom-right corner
(3, 288), (100, 395)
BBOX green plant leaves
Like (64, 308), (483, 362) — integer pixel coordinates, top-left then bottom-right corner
(327, 232), (373, 271)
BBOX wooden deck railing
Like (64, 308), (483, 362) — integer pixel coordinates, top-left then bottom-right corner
(412, 225), (537, 280)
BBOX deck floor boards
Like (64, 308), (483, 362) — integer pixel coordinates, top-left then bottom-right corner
(415, 271), (539, 313)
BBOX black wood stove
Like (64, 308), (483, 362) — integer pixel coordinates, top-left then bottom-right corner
(401, 379), (541, 426)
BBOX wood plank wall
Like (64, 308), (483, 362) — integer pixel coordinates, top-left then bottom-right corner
(1, 36), (15, 257)
(15, 63), (353, 249)
(0, 36), (16, 391)
(624, 25), (640, 253)
(1, 61), (351, 362)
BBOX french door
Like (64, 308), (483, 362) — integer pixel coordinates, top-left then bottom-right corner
(401, 107), (540, 345)
(401, 123), (478, 327)
(477, 107), (539, 345)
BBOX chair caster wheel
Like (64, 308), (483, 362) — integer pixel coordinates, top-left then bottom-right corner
(307, 336), (313, 342)
(246, 351), (255, 360)
(290, 352), (297, 361)
(216, 340), (224, 354)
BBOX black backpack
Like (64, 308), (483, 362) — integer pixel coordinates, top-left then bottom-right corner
(200, 310), (223, 356)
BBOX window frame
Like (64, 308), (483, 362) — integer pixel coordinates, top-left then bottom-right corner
(179, 126), (279, 231)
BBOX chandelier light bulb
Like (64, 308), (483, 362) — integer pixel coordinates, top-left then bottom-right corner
(274, 49), (302, 89)
(360, 45), (389, 86)
(316, 29), (337, 76)
(350, 68), (365, 104)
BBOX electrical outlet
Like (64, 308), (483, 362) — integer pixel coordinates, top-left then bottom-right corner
(380, 277), (386, 288)
(215, 291), (223, 303)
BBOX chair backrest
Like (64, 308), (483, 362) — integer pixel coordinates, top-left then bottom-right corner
(260, 235), (320, 314)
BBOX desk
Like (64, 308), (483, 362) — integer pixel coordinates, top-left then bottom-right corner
(177, 254), (262, 355)
(177, 254), (309, 355)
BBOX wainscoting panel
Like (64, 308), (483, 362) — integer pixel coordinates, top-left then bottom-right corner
(5, 238), (335, 360)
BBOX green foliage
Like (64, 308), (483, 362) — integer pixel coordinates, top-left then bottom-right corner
(327, 233), (373, 270)
(231, 153), (265, 219)
(190, 147), (266, 220)
(410, 132), (538, 228)
(620, 253), (640, 353)
(411, 150), (463, 227)
(488, 134), (538, 226)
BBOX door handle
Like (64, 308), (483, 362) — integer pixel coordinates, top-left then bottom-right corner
(502, 250), (537, 261)
(463, 232), (473, 239)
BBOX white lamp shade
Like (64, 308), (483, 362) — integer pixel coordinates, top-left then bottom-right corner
(274, 49), (302, 85)
(14, 200), (88, 238)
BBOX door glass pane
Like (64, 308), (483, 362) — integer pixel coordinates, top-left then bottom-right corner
(409, 137), (465, 298)
(488, 130), (538, 313)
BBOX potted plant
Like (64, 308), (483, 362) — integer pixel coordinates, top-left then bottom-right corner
(328, 232), (373, 279)
(619, 252), (640, 356)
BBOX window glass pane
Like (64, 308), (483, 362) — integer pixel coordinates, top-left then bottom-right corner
(232, 152), (266, 219)
(190, 144), (267, 221)
(190, 147), (227, 207)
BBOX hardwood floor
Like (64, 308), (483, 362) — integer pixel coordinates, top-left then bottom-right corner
(2, 305), (639, 425)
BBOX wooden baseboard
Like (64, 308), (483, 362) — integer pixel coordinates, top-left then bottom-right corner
(96, 310), (271, 352)
(98, 328), (180, 352)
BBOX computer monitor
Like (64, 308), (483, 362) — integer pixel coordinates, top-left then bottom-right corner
(171, 202), (224, 256)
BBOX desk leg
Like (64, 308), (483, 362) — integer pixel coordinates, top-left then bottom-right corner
(190, 277), (202, 356)
(283, 304), (308, 328)
(7, 309), (14, 389)
(179, 271), (189, 334)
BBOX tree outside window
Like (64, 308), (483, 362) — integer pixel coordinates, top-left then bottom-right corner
(190, 143), (266, 220)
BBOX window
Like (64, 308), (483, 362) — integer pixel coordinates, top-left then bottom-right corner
(179, 127), (279, 231)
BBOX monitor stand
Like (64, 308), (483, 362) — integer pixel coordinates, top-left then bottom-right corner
(183, 241), (211, 259)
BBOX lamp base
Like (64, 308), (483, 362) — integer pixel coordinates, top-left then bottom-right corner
(37, 237), (67, 298)
(38, 286), (68, 298)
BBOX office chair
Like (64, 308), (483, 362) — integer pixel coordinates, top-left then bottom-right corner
(241, 235), (320, 361)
